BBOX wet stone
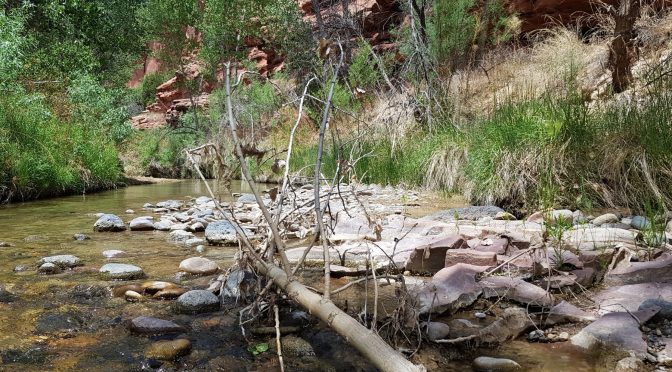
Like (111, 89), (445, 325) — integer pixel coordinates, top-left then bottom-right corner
(178, 257), (219, 275)
(35, 312), (84, 334)
(93, 214), (127, 232)
(145, 339), (191, 360)
(473, 356), (521, 371)
(175, 290), (220, 314)
(130, 316), (186, 335)
(204, 220), (238, 245)
(129, 216), (155, 231)
(37, 254), (82, 268)
(72, 233), (90, 241)
(38, 262), (61, 274)
(102, 249), (125, 258)
(99, 263), (145, 280)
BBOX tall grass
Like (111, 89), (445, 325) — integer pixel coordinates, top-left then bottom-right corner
(0, 92), (122, 202)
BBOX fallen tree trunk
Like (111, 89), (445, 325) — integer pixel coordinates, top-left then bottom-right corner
(258, 262), (425, 372)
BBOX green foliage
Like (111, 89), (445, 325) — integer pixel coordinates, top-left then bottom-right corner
(68, 74), (133, 144)
(0, 5), (27, 89)
(135, 71), (173, 106)
(347, 41), (381, 89)
(428, 0), (476, 66)
(248, 343), (269, 356)
(0, 92), (121, 201)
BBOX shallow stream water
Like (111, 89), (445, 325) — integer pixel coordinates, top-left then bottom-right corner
(0, 180), (602, 371)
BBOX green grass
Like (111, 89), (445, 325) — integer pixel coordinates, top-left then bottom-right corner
(0, 92), (122, 202)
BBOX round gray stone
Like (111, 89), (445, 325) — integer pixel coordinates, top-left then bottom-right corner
(129, 216), (155, 231)
(93, 214), (127, 232)
(175, 290), (220, 314)
(178, 257), (219, 275)
(130, 316), (185, 335)
(204, 220), (238, 245)
(99, 263), (145, 280)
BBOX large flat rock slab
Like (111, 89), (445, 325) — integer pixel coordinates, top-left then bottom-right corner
(594, 282), (672, 314)
(565, 226), (637, 251)
(413, 263), (486, 314)
(480, 276), (554, 308)
(571, 308), (660, 356)
(604, 255), (672, 286)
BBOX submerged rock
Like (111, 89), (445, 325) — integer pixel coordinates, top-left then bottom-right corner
(129, 216), (155, 231)
(93, 214), (127, 232)
(473, 356), (521, 371)
(155, 200), (183, 210)
(130, 316), (186, 335)
(145, 339), (191, 360)
(175, 290), (220, 314)
(178, 257), (219, 275)
(99, 263), (145, 280)
(477, 307), (533, 344)
(72, 233), (90, 241)
(102, 249), (125, 258)
(38, 255), (82, 268)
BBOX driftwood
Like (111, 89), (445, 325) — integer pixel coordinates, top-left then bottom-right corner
(185, 62), (425, 372)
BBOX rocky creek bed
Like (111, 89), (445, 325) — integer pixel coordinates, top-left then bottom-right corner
(1, 179), (669, 371)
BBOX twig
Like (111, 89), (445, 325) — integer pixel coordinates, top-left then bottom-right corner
(432, 334), (477, 344)
(314, 41), (345, 300)
(274, 304), (285, 372)
(223, 61), (292, 273)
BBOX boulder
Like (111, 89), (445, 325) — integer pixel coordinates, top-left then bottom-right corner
(422, 206), (505, 222)
(38, 262), (60, 274)
(571, 307), (660, 357)
(129, 216), (155, 231)
(153, 220), (173, 231)
(413, 263), (485, 314)
(594, 282), (672, 314)
(155, 200), (182, 210)
(592, 213), (619, 226)
(237, 194), (257, 204)
(178, 257), (219, 275)
(548, 209), (574, 225)
(405, 235), (467, 273)
(444, 249), (497, 268)
(130, 316), (186, 335)
(37, 255), (82, 268)
(99, 263), (145, 280)
(93, 214), (127, 232)
(604, 255), (672, 285)
(145, 339), (191, 360)
(175, 290), (220, 314)
(168, 230), (195, 243)
(545, 301), (596, 325)
(565, 227), (637, 251)
(424, 321), (451, 341)
(205, 220), (239, 245)
(473, 356), (521, 371)
(477, 307), (533, 344)
(480, 276), (554, 308)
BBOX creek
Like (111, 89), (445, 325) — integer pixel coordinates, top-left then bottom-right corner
(0, 180), (601, 371)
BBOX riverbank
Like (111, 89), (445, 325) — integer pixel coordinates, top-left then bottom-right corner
(1, 180), (670, 370)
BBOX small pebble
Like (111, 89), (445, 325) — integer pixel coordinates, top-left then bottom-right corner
(195, 245), (205, 253)
(126, 209), (135, 214)
(474, 312), (487, 319)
